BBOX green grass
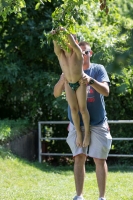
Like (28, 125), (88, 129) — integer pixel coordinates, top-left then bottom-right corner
(0, 147), (133, 200)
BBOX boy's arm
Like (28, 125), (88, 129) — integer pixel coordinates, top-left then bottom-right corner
(51, 29), (62, 56)
(53, 40), (62, 57)
(67, 34), (82, 58)
(59, 27), (82, 58)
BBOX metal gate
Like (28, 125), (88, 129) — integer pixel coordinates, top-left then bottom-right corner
(38, 120), (133, 163)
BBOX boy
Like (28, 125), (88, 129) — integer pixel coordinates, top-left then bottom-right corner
(52, 28), (90, 147)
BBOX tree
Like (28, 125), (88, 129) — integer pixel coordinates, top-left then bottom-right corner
(0, 0), (26, 19)
(0, 0), (109, 19)
(0, 0), (133, 122)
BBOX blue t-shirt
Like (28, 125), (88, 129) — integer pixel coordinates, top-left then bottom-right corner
(68, 63), (110, 126)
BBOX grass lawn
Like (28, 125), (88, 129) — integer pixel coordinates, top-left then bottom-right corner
(0, 147), (133, 200)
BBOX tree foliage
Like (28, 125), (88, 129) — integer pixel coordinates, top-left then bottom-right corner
(0, 0), (133, 118)
(0, 0), (26, 19)
(0, 0), (109, 19)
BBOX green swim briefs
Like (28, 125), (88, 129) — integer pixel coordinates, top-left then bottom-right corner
(69, 81), (80, 91)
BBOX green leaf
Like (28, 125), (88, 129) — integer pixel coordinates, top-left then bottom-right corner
(35, 2), (41, 10)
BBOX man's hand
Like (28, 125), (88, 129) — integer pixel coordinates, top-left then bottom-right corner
(53, 73), (65, 98)
(60, 73), (66, 83)
(79, 73), (110, 96)
(79, 73), (91, 85)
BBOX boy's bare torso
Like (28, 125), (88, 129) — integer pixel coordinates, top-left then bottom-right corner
(58, 49), (84, 83)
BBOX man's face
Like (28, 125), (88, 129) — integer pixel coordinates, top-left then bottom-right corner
(80, 45), (92, 63)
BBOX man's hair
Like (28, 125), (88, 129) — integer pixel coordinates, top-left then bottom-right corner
(78, 41), (91, 48)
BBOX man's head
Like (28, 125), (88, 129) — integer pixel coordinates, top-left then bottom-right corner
(78, 41), (93, 69)
(79, 41), (93, 57)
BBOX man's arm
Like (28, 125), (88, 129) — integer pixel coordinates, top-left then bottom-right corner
(53, 73), (65, 98)
(79, 74), (109, 97)
(91, 81), (109, 97)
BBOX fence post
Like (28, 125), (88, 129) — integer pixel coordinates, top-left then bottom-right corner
(38, 122), (42, 163)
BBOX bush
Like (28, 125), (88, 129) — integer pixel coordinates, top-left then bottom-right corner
(0, 118), (31, 144)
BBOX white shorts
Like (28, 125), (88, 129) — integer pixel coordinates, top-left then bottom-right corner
(66, 121), (112, 159)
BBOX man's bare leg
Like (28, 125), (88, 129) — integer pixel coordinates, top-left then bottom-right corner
(93, 158), (107, 198)
(76, 84), (90, 147)
(74, 154), (86, 196)
(65, 82), (82, 146)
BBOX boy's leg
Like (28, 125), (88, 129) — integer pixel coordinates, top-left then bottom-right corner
(66, 123), (88, 199)
(65, 82), (82, 146)
(76, 84), (90, 147)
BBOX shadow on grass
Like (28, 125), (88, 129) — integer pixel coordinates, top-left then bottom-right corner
(0, 146), (133, 173)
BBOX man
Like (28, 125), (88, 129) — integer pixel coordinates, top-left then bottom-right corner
(53, 41), (112, 200)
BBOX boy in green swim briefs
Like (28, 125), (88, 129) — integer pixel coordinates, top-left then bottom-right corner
(51, 28), (90, 147)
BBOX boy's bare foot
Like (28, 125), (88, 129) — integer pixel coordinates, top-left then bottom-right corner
(83, 133), (90, 147)
(76, 134), (82, 147)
